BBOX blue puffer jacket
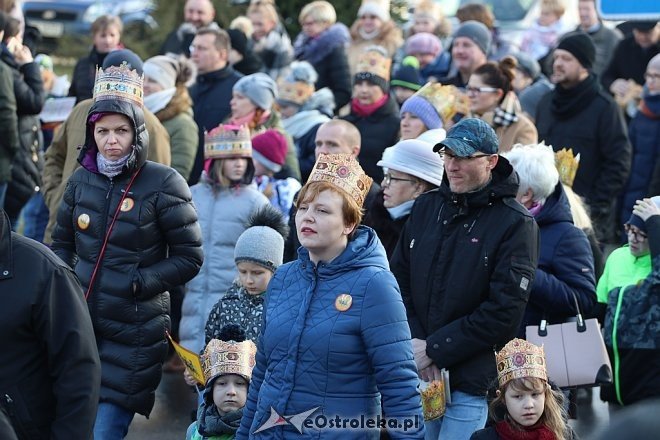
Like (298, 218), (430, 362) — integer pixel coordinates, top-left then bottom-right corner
(236, 226), (424, 439)
(519, 183), (596, 336)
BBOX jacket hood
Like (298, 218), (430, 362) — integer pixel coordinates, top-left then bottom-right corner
(439, 155), (520, 207)
(297, 225), (388, 277)
(78, 98), (149, 175)
(534, 182), (573, 227)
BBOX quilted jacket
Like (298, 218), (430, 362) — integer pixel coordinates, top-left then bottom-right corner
(236, 226), (425, 439)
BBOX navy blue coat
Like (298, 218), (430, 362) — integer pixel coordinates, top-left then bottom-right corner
(519, 183), (596, 336)
(236, 226), (424, 439)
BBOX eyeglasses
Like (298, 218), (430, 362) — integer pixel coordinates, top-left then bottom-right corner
(644, 72), (660, 82)
(440, 150), (493, 162)
(465, 86), (500, 95)
(189, 44), (210, 53)
(300, 20), (317, 27)
(624, 224), (648, 242)
(382, 173), (417, 186)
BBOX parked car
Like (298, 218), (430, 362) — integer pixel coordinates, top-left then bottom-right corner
(22, 0), (157, 52)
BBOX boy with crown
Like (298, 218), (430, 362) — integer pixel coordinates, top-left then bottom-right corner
(187, 324), (257, 440)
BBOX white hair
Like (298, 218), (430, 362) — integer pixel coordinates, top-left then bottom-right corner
(503, 142), (559, 204)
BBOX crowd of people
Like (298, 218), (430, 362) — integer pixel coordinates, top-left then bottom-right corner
(0, 0), (659, 439)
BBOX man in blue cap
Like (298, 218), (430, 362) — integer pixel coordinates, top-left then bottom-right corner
(391, 118), (539, 440)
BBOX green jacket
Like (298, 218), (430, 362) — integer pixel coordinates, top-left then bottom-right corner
(187, 422), (234, 440)
(596, 245), (651, 303)
(0, 62), (18, 183)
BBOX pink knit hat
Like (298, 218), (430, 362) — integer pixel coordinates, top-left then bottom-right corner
(405, 32), (442, 57)
(252, 129), (288, 173)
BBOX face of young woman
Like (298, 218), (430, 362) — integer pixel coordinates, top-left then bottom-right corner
(212, 374), (248, 415)
(503, 384), (546, 427)
(237, 261), (273, 295)
(93, 113), (134, 161)
(230, 91), (258, 119)
(295, 189), (355, 264)
(220, 157), (248, 181)
(400, 111), (427, 140)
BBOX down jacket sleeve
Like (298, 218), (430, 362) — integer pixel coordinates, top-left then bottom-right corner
(529, 226), (596, 317)
(360, 270), (425, 438)
(50, 179), (78, 269)
(133, 171), (203, 299)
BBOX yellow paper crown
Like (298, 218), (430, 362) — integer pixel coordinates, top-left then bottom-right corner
(356, 48), (392, 81)
(93, 63), (143, 107)
(201, 338), (257, 384)
(308, 153), (373, 208)
(277, 78), (315, 106)
(204, 124), (252, 159)
(416, 83), (470, 124)
(555, 148), (580, 188)
(496, 338), (547, 387)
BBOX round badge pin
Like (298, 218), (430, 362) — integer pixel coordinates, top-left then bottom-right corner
(120, 198), (135, 212)
(335, 293), (353, 312)
(77, 213), (91, 230)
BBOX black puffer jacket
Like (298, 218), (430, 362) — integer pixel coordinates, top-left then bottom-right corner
(0, 49), (44, 219)
(68, 47), (107, 103)
(51, 97), (204, 416)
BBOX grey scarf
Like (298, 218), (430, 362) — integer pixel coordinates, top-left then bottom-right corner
(97, 152), (131, 178)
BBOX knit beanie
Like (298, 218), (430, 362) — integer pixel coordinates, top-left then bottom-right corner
(377, 139), (444, 186)
(144, 55), (178, 90)
(234, 205), (289, 272)
(233, 72), (278, 110)
(514, 52), (541, 80)
(277, 61), (318, 107)
(453, 21), (492, 56)
(227, 28), (248, 57)
(556, 31), (596, 70)
(391, 56), (423, 91)
(251, 129), (288, 173)
(358, 0), (390, 22)
(354, 45), (392, 93)
(401, 95), (442, 130)
(405, 32), (442, 57)
(626, 196), (660, 233)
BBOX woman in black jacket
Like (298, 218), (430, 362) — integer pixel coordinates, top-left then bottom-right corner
(51, 50), (203, 439)
(0, 17), (44, 223)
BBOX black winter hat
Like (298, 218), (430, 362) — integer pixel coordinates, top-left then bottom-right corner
(556, 32), (596, 70)
(391, 56), (423, 91)
(102, 49), (144, 74)
(227, 28), (248, 57)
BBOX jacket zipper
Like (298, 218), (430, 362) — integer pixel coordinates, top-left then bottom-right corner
(611, 285), (628, 406)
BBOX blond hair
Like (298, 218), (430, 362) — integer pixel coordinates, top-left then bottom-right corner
(230, 16), (254, 39)
(541, 0), (566, 17)
(247, 2), (279, 24)
(300, 1), (337, 26)
(490, 377), (569, 440)
(563, 185), (594, 231)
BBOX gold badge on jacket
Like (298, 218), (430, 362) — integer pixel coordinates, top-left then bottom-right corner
(335, 293), (353, 312)
(120, 198), (135, 212)
(77, 213), (90, 230)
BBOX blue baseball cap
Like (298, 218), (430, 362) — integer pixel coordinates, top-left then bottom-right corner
(432, 118), (499, 157)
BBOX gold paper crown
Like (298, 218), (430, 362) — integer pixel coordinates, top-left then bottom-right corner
(204, 124), (252, 159)
(416, 83), (470, 123)
(93, 63), (143, 107)
(308, 153), (373, 208)
(496, 338), (547, 387)
(201, 338), (257, 384)
(277, 78), (315, 106)
(555, 148), (580, 188)
(356, 48), (392, 82)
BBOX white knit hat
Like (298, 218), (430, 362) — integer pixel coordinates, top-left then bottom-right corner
(377, 139), (444, 187)
(358, 0), (391, 22)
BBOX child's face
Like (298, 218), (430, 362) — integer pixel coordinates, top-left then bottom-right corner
(221, 158), (248, 181)
(413, 52), (436, 69)
(252, 158), (270, 177)
(393, 86), (416, 105)
(237, 261), (273, 295)
(539, 9), (560, 27)
(212, 374), (248, 415)
(503, 383), (546, 427)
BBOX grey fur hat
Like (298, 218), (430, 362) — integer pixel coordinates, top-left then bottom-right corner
(234, 205), (289, 272)
(233, 72), (278, 110)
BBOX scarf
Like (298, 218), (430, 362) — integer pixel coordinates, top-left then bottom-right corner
(144, 88), (177, 114)
(231, 110), (271, 127)
(358, 26), (381, 41)
(528, 201), (544, 217)
(495, 421), (556, 440)
(197, 403), (243, 437)
(638, 90), (660, 120)
(493, 92), (521, 127)
(282, 109), (329, 139)
(96, 152), (131, 178)
(350, 94), (388, 118)
(294, 23), (350, 65)
(386, 199), (415, 220)
(551, 74), (601, 120)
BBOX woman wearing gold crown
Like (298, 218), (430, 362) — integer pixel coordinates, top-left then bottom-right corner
(236, 153), (425, 439)
(50, 53), (204, 438)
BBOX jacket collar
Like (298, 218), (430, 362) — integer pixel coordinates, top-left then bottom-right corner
(0, 210), (13, 281)
(196, 65), (238, 84)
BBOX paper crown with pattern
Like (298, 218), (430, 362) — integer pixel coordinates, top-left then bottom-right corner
(308, 153), (373, 208)
(93, 62), (143, 107)
(496, 338), (547, 387)
(355, 48), (392, 81)
(277, 78), (316, 106)
(204, 124), (252, 159)
(201, 338), (257, 384)
(416, 83), (470, 123)
(555, 148), (580, 188)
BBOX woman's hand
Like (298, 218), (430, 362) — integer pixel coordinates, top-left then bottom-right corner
(183, 368), (198, 387)
(633, 198), (660, 222)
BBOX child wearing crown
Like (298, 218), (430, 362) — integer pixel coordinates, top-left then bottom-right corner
(186, 325), (257, 440)
(471, 339), (570, 440)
